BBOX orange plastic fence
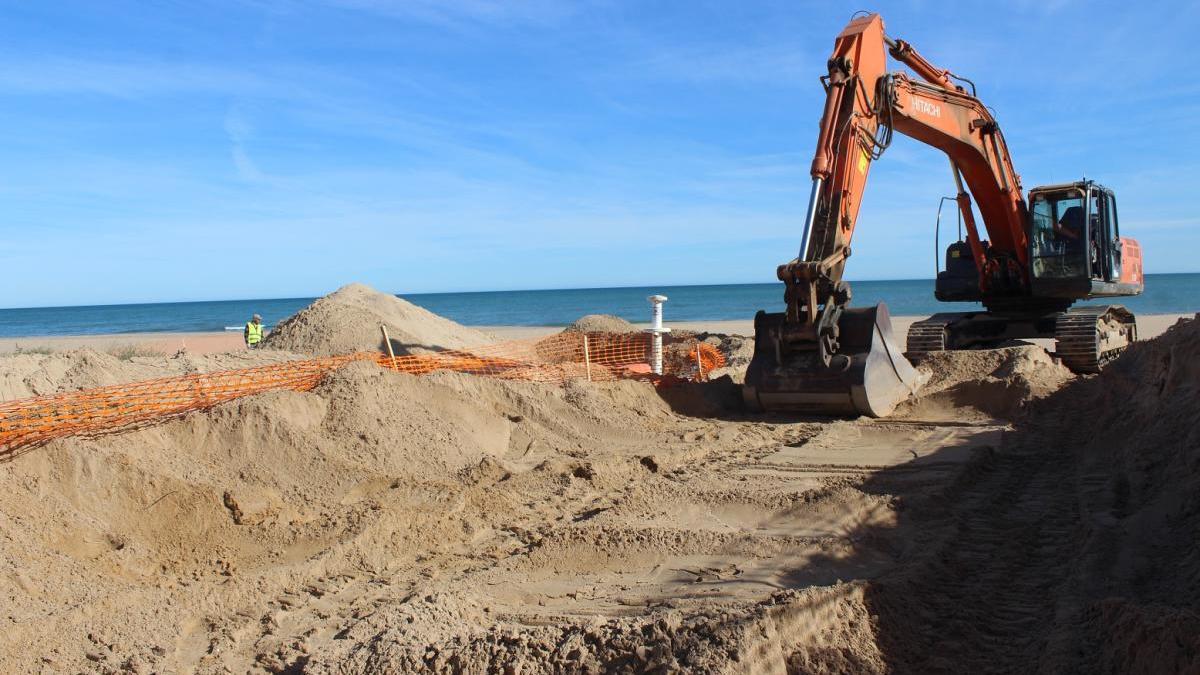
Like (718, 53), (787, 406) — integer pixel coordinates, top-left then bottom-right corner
(0, 331), (723, 460)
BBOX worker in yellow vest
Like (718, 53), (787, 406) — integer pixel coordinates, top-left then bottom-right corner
(244, 314), (264, 348)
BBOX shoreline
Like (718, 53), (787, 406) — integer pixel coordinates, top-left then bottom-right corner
(0, 314), (1190, 356)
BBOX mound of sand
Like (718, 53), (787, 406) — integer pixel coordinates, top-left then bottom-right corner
(0, 347), (302, 402)
(0, 358), (689, 672)
(864, 317), (1200, 673)
(0, 348), (151, 400)
(563, 314), (638, 333)
(1056, 315), (1200, 670)
(906, 345), (1074, 419)
(5, 300), (1198, 673)
(308, 584), (884, 673)
(263, 283), (493, 356)
(694, 333), (753, 383)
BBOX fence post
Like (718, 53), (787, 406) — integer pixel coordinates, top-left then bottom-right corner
(695, 345), (704, 381)
(583, 334), (592, 382)
(380, 326), (398, 371)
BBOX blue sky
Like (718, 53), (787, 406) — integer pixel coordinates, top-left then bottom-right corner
(2, 0), (1197, 307)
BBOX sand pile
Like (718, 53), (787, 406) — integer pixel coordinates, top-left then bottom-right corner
(7, 296), (1198, 672)
(562, 314), (638, 333)
(314, 318), (1200, 673)
(906, 345), (1074, 418)
(308, 584), (884, 673)
(264, 283), (493, 356)
(0, 358), (699, 673)
(0, 348), (155, 400)
(1053, 315), (1200, 671)
(0, 347), (301, 402)
(858, 317), (1200, 673)
(694, 333), (753, 383)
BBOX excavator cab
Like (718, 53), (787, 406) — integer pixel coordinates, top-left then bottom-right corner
(1028, 181), (1143, 298)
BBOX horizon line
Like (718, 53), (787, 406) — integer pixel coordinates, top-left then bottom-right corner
(1, 271), (1196, 312)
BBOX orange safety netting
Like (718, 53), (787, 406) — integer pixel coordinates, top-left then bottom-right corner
(0, 331), (724, 460)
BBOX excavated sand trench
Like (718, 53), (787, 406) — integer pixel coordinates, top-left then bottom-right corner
(1, 286), (1196, 674)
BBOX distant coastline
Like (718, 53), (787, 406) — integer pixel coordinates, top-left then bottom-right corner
(0, 273), (1196, 339)
(0, 315), (1191, 357)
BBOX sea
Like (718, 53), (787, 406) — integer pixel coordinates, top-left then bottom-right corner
(0, 273), (1196, 338)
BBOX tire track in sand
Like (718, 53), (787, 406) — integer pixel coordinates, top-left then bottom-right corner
(867, 432), (1081, 673)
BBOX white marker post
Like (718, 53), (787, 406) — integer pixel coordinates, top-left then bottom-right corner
(583, 334), (592, 382)
(646, 295), (671, 375)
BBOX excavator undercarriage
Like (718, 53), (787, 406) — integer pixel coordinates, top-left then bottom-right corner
(906, 305), (1138, 373)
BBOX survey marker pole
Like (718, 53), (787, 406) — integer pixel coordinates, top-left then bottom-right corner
(646, 295), (670, 375)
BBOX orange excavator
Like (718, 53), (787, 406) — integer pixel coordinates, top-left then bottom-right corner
(743, 13), (1144, 417)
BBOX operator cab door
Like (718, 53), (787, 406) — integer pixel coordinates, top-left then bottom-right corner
(1082, 185), (1135, 298)
(1099, 190), (1122, 282)
(1086, 186), (1126, 284)
(1085, 187), (1116, 282)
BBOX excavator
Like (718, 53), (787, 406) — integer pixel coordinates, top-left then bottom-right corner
(743, 13), (1144, 417)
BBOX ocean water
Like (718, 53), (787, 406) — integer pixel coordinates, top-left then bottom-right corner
(0, 273), (1196, 338)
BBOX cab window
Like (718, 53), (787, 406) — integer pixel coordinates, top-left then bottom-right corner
(1030, 190), (1087, 279)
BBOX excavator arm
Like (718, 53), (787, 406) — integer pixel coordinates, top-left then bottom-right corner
(784, 13), (1029, 344)
(747, 13), (1031, 417)
(745, 12), (1142, 417)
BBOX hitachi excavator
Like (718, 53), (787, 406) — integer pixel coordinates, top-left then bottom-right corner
(743, 13), (1144, 417)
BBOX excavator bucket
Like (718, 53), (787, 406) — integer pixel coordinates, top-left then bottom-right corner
(743, 303), (921, 417)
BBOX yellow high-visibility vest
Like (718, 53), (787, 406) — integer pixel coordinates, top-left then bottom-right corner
(245, 322), (263, 345)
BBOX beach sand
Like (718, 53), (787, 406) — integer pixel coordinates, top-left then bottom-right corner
(0, 313), (1189, 355)
(487, 313), (1191, 343)
(0, 331), (248, 355)
(1, 285), (1198, 672)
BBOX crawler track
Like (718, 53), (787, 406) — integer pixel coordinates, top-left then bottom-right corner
(906, 314), (953, 354)
(1054, 305), (1136, 373)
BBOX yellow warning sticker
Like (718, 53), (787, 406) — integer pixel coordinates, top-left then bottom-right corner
(857, 150), (869, 174)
